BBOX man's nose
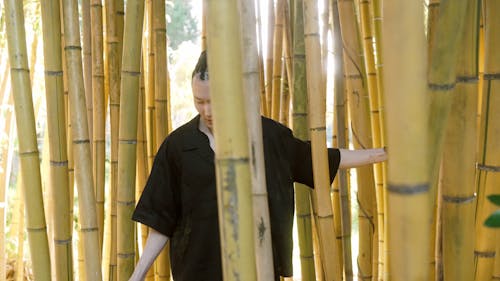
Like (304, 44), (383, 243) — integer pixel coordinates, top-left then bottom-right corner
(204, 103), (212, 116)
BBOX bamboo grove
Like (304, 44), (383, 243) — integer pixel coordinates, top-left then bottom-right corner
(0, 0), (499, 280)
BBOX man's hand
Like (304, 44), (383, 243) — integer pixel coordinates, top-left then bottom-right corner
(338, 148), (387, 169)
(129, 228), (169, 281)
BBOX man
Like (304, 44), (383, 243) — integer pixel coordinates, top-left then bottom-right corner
(129, 51), (387, 281)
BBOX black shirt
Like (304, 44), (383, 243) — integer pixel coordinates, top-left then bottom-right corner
(132, 115), (341, 280)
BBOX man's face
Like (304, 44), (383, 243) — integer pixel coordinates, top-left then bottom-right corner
(192, 75), (213, 131)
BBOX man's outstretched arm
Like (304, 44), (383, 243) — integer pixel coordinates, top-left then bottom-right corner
(129, 228), (169, 281)
(339, 148), (387, 168)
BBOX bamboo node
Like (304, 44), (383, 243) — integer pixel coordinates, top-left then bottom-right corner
(10, 67), (30, 73)
(64, 45), (82, 51)
(346, 74), (363, 79)
(19, 150), (39, 157)
(456, 76), (478, 83)
(122, 70), (141, 77)
(293, 54), (306, 59)
(73, 139), (90, 144)
(119, 139), (138, 144)
(292, 112), (307, 117)
(216, 157), (250, 164)
(80, 227), (99, 233)
(476, 163), (500, 172)
(484, 73), (500, 80)
(50, 160), (69, 167)
(296, 213), (312, 219)
(54, 238), (72, 245)
(309, 126), (326, 132)
(299, 254), (314, 260)
(27, 226), (47, 232)
(442, 194), (476, 204)
(117, 252), (135, 259)
(117, 200), (136, 206)
(116, 10), (125, 16)
(474, 250), (495, 258)
(45, 70), (63, 76)
(304, 32), (320, 38)
(387, 183), (429, 195)
(428, 82), (455, 91)
(154, 28), (167, 33)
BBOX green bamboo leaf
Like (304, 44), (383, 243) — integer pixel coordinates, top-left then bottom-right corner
(487, 195), (500, 206)
(484, 210), (500, 228)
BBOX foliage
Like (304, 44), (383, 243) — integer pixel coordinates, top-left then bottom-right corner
(167, 0), (199, 50)
(484, 195), (500, 228)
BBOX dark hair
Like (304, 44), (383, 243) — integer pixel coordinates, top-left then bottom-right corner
(192, 50), (209, 80)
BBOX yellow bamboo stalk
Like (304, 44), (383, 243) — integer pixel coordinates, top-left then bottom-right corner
(265, 0), (275, 118)
(153, 0), (170, 144)
(82, 0), (93, 141)
(370, 0), (387, 278)
(303, 0), (342, 280)
(4, 1), (51, 280)
(116, 0), (145, 278)
(271, 0), (285, 120)
(90, 0), (106, 250)
(337, 1), (376, 280)
(292, 0), (317, 279)
(15, 172), (25, 281)
(358, 1), (381, 280)
(255, 0), (268, 116)
(61, 0), (103, 279)
(280, 0), (292, 126)
(426, 1), (469, 278)
(151, 2), (172, 280)
(426, 0), (440, 64)
(39, 0), (74, 279)
(331, 0), (347, 276)
(145, 0), (156, 172)
(440, 3), (479, 280)
(382, 0), (430, 280)
(105, 0), (121, 278)
(238, 0), (275, 279)
(474, 1), (500, 280)
(136, 59), (155, 281)
(206, 0), (257, 279)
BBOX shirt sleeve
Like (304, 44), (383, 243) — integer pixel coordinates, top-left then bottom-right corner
(132, 138), (180, 237)
(286, 129), (341, 188)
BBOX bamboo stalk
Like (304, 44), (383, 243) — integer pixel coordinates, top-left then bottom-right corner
(90, 0), (106, 250)
(238, 0), (275, 279)
(357, 1), (381, 280)
(39, 0), (74, 279)
(153, 0), (170, 145)
(280, 0), (292, 126)
(426, 0), (440, 64)
(426, 1), (469, 278)
(440, 3), (479, 280)
(206, 0), (257, 279)
(337, 1), (376, 279)
(382, 0), (430, 280)
(152, 2), (171, 279)
(303, 0), (342, 280)
(4, 1), (51, 280)
(145, 0), (156, 172)
(116, 0), (145, 278)
(271, 0), (285, 121)
(474, 1), (500, 280)
(82, 0), (93, 141)
(201, 0), (207, 50)
(61, 0), (103, 279)
(331, 0), (347, 276)
(136, 59), (155, 281)
(370, 0), (386, 278)
(292, 1), (317, 279)
(15, 172), (25, 281)
(255, 0), (268, 116)
(104, 0), (120, 279)
(265, 0), (275, 118)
